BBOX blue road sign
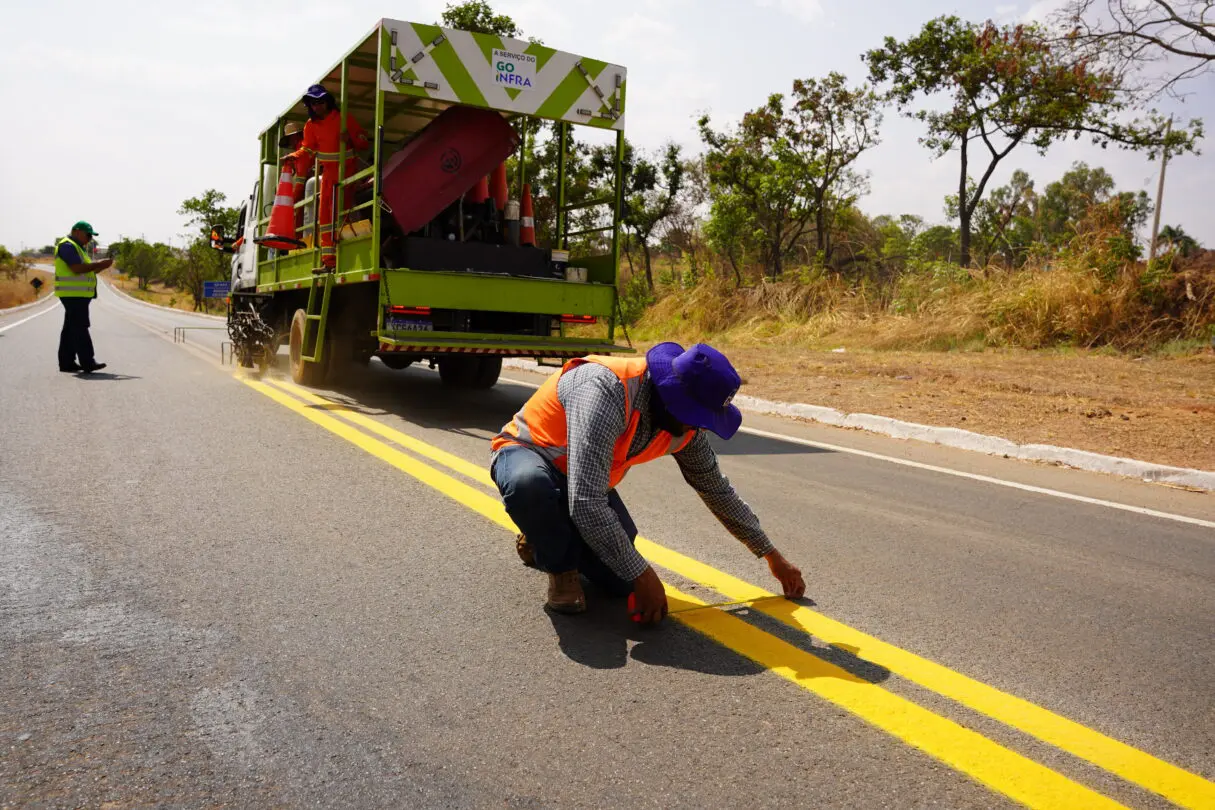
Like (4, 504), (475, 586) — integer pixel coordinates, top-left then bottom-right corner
(203, 281), (231, 299)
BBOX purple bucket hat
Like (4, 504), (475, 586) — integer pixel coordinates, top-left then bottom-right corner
(646, 342), (743, 439)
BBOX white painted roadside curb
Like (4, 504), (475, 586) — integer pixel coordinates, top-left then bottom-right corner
(502, 358), (1215, 491)
(101, 276), (225, 322)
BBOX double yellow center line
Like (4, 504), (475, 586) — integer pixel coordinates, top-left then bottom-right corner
(242, 374), (1214, 810)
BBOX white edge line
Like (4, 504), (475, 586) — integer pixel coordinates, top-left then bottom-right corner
(497, 374), (1215, 531)
(0, 300), (59, 333)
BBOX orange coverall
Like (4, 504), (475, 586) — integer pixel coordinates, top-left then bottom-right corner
(288, 109), (369, 265)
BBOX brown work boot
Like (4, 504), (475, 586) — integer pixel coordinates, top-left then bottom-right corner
(515, 534), (536, 568)
(546, 571), (586, 614)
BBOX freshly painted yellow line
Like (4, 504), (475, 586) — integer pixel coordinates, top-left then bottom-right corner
(665, 588), (1126, 810)
(243, 375), (1130, 809)
(244, 378), (514, 531)
(638, 541), (1215, 810)
(262, 375), (1215, 809)
(265, 378), (493, 486)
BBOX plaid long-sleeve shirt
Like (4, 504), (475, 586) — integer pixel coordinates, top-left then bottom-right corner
(550, 362), (775, 582)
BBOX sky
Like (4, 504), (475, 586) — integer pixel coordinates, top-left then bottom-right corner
(2, 0), (1211, 253)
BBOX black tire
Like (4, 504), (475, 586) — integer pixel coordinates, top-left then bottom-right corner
(380, 354), (413, 370)
(439, 356), (501, 389)
(288, 309), (327, 386)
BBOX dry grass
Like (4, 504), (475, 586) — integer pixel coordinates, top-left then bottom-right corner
(633, 255), (1215, 353)
(0, 267), (55, 309)
(623, 249), (1215, 470)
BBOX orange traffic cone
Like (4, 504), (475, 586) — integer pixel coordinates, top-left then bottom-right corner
(465, 176), (490, 205)
(490, 162), (508, 211)
(255, 164), (306, 250)
(520, 183), (536, 247)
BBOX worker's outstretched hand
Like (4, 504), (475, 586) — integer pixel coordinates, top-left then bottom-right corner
(765, 549), (806, 599)
(631, 566), (668, 625)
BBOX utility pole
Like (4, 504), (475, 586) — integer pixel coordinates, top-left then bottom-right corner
(1147, 117), (1172, 264)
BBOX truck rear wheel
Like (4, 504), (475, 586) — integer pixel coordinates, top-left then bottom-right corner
(288, 308), (328, 386)
(438, 356), (501, 389)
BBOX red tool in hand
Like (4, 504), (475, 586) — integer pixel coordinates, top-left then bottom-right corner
(628, 592), (641, 622)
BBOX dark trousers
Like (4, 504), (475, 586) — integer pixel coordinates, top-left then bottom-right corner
(491, 444), (637, 596)
(58, 297), (95, 368)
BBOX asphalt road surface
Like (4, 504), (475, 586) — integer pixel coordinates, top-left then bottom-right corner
(2, 282), (1213, 809)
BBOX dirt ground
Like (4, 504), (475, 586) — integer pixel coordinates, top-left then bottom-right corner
(703, 343), (1215, 472)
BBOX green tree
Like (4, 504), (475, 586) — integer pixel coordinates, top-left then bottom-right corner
(177, 189), (239, 307)
(784, 73), (882, 264)
(440, 0), (521, 37)
(702, 191), (755, 288)
(911, 225), (962, 263)
(1157, 224), (1200, 258)
(662, 157), (711, 268)
(622, 143), (684, 290)
(179, 190), (239, 242)
(864, 16), (1199, 266)
(1038, 162), (1115, 242)
(869, 214), (926, 277)
(169, 241), (222, 311)
(114, 239), (174, 291)
(1038, 162), (1151, 248)
(700, 74), (881, 279)
(969, 169), (1037, 267)
(0, 245), (23, 280)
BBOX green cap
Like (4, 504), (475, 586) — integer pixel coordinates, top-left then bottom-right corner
(71, 221), (99, 237)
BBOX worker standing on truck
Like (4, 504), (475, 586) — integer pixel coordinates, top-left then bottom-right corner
(490, 342), (806, 623)
(284, 84), (369, 267)
(54, 221), (112, 373)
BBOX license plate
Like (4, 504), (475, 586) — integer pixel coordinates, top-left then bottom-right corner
(388, 318), (433, 332)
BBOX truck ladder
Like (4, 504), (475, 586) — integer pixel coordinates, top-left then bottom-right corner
(299, 269), (335, 366)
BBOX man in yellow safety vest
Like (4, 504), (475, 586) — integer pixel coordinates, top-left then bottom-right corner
(54, 221), (112, 373)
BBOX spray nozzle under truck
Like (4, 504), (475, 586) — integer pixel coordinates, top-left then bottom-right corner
(211, 18), (633, 388)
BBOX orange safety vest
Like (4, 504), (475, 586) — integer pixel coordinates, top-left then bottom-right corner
(492, 356), (697, 488)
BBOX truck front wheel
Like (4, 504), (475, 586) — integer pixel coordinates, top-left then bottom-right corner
(438, 356), (501, 389)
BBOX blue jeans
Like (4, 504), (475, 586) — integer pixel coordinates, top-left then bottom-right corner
(491, 444), (637, 596)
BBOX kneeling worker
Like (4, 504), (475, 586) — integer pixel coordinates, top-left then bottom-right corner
(490, 342), (805, 624)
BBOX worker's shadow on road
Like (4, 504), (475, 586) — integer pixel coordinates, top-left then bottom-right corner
(547, 592), (891, 686)
(73, 372), (141, 382)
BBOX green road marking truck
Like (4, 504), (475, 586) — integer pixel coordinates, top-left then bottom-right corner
(212, 18), (632, 387)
